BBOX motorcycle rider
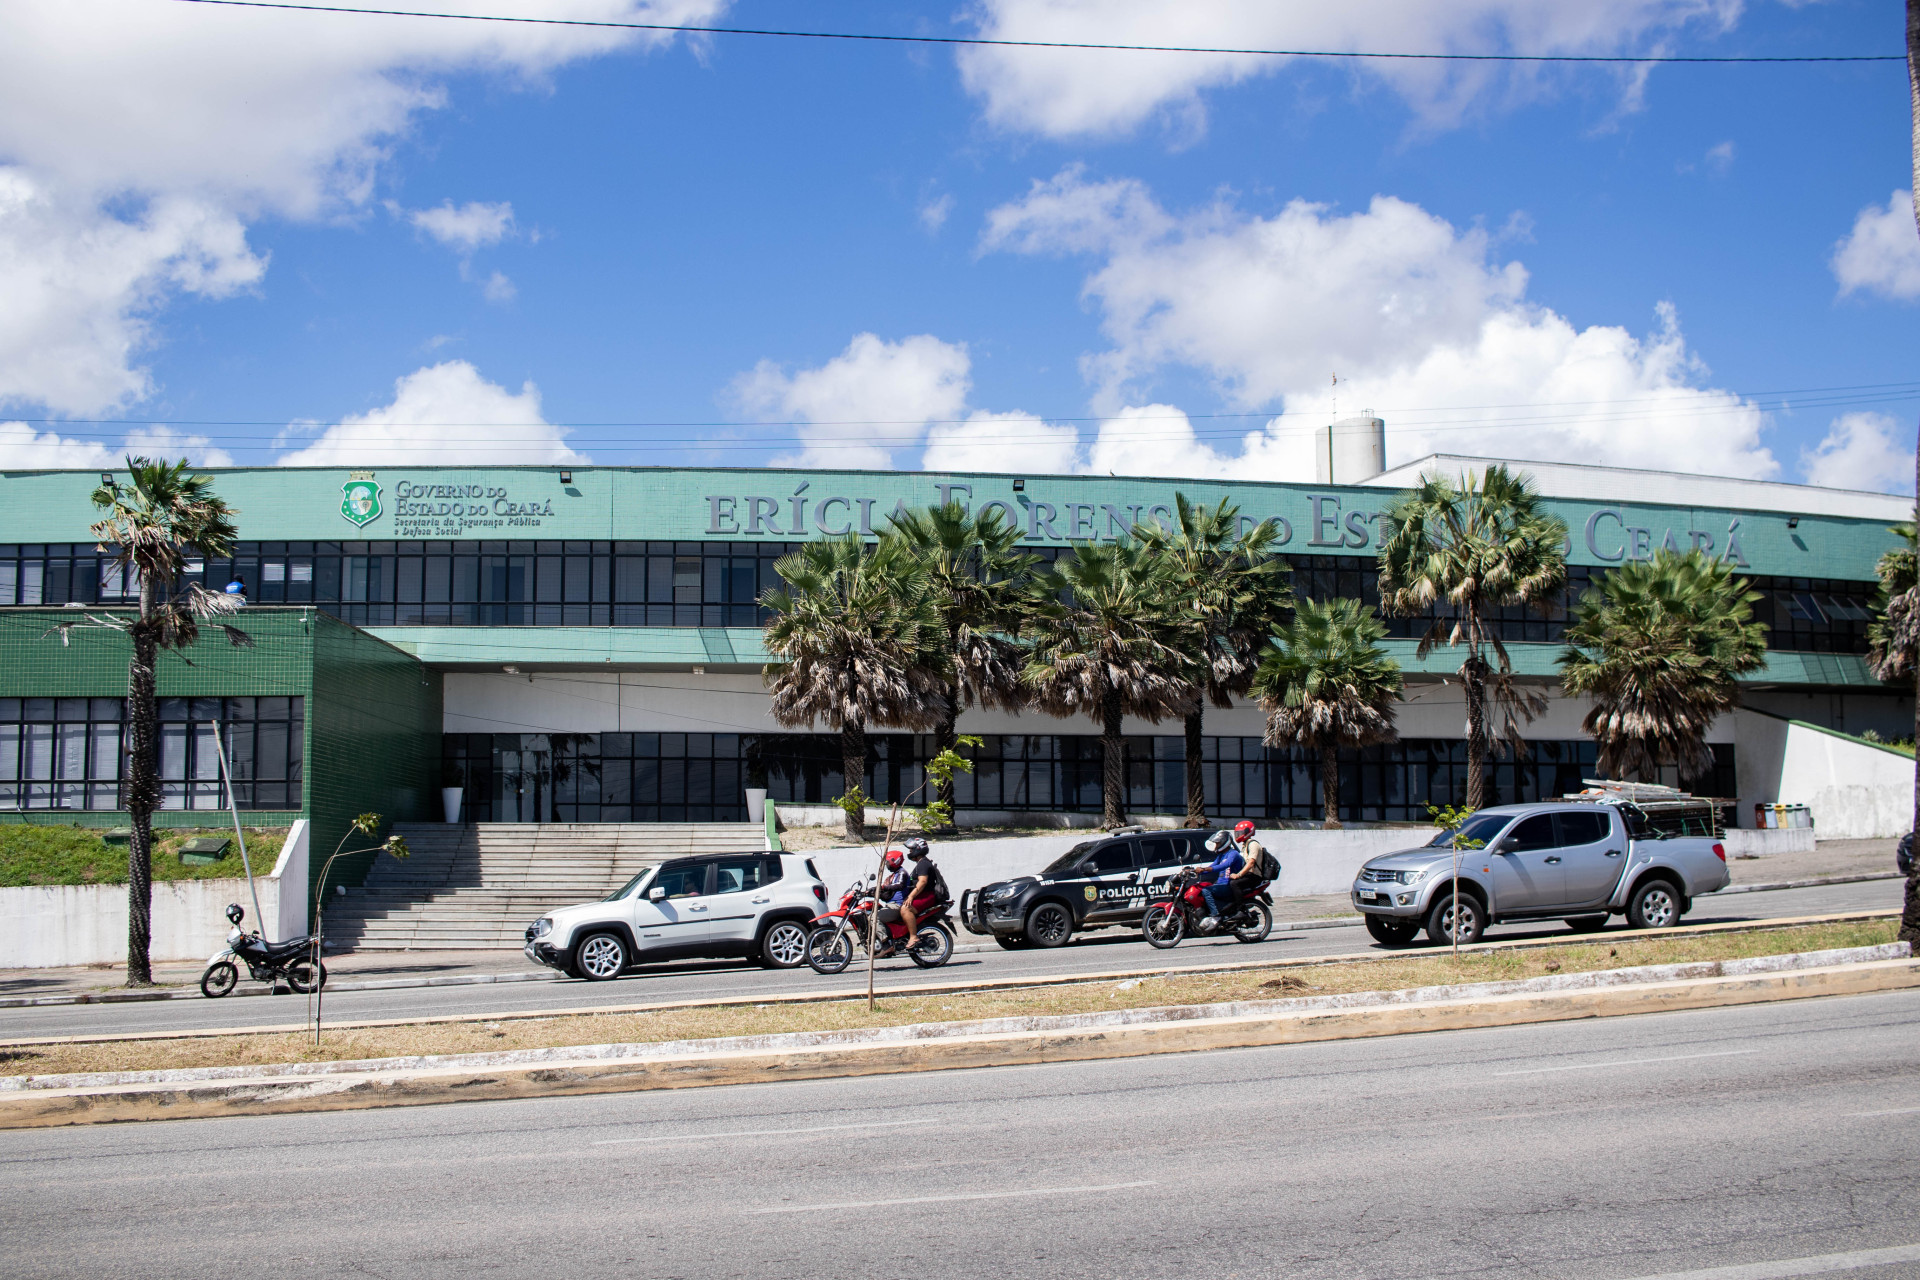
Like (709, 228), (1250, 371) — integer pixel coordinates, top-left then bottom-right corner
(1199, 829), (1243, 930)
(898, 837), (943, 944)
(876, 849), (910, 956)
(1227, 820), (1270, 902)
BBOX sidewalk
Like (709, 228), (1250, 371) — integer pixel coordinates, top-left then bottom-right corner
(2, 839), (1896, 1007)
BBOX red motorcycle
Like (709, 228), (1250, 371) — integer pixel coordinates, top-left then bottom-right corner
(1140, 866), (1273, 949)
(805, 875), (954, 974)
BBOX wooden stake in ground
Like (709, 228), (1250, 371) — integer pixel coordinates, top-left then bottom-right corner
(869, 803), (903, 1014)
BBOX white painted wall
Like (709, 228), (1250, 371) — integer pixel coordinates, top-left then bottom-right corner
(1735, 709), (1914, 839)
(0, 826), (307, 969)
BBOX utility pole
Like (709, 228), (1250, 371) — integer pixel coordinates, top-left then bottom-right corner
(1908, 0), (1918, 846)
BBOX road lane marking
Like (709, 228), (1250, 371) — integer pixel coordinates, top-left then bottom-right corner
(1494, 1049), (1756, 1077)
(1617, 1241), (1920, 1278)
(596, 1117), (938, 1146)
(1842, 1105), (1920, 1118)
(746, 1181), (1156, 1215)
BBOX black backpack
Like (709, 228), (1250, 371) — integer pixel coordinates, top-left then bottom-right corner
(1251, 842), (1280, 882)
(916, 859), (951, 904)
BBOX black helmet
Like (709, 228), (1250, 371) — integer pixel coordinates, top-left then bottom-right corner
(1204, 831), (1233, 854)
(225, 903), (244, 925)
(904, 837), (930, 859)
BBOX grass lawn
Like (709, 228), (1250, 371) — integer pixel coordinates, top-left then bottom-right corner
(0, 824), (291, 888)
(4, 918), (1896, 1078)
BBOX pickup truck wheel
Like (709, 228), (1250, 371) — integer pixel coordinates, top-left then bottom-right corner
(1425, 892), (1484, 947)
(1566, 915), (1609, 934)
(1025, 902), (1074, 948)
(1365, 914), (1421, 946)
(575, 932), (628, 981)
(1628, 879), (1683, 930)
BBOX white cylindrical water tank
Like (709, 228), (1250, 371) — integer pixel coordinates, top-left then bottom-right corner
(1314, 415), (1386, 484)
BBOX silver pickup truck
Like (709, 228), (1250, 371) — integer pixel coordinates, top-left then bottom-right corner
(1350, 800), (1731, 947)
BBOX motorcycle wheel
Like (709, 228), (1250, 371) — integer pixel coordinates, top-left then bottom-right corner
(908, 925), (953, 968)
(200, 960), (239, 999)
(806, 926), (854, 975)
(1232, 901), (1273, 944)
(285, 958), (327, 993)
(1141, 903), (1185, 949)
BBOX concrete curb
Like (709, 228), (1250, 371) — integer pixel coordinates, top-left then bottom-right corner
(3, 944), (1913, 1129)
(1717, 871), (1902, 895)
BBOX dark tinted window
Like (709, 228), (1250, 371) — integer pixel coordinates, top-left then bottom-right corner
(1505, 814), (1558, 852)
(1044, 841), (1099, 873)
(1088, 842), (1137, 873)
(652, 861), (706, 898)
(1167, 835), (1204, 862)
(712, 857), (772, 894)
(1557, 811), (1611, 846)
(1138, 837), (1178, 866)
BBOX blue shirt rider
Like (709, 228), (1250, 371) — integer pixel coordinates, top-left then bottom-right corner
(1200, 830), (1242, 926)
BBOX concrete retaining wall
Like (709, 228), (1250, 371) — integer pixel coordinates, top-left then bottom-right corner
(0, 821), (307, 969)
(1719, 827), (1816, 857)
(1734, 710), (1916, 839)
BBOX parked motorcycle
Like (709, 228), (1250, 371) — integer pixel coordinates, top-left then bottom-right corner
(805, 875), (954, 974)
(1140, 867), (1273, 949)
(200, 903), (327, 998)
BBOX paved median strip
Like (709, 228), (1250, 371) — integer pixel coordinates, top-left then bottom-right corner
(0, 939), (1911, 1129)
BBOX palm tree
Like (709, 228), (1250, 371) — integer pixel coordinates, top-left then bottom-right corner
(1559, 549), (1767, 785)
(886, 503), (1046, 826)
(1869, 523), (1918, 688)
(1253, 598), (1404, 829)
(760, 536), (949, 842)
(1377, 464), (1567, 810)
(1022, 538), (1194, 827)
(87, 458), (242, 986)
(1136, 494), (1292, 827)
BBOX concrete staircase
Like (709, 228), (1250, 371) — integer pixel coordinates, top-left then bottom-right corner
(324, 823), (766, 951)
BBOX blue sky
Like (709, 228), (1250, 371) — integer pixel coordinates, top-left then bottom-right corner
(0, 0), (1916, 490)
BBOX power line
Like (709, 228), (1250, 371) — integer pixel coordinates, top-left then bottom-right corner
(162, 0), (1905, 64)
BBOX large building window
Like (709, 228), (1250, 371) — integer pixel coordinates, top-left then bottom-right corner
(0, 696), (303, 812)
(0, 540), (1881, 654)
(439, 731), (1735, 825)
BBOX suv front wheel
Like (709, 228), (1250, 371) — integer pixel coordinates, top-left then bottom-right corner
(575, 932), (629, 981)
(1025, 902), (1074, 948)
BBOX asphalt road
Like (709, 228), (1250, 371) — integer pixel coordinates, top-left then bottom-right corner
(0, 877), (1899, 1042)
(5, 987), (1920, 1278)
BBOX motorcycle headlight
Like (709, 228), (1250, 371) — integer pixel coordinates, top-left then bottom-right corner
(532, 917), (552, 939)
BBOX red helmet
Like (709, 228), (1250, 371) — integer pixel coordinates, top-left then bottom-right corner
(883, 850), (905, 870)
(1233, 820), (1257, 840)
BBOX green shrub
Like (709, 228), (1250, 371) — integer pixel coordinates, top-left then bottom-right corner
(0, 825), (291, 888)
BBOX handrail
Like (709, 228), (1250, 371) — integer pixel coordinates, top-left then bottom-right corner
(764, 800), (782, 853)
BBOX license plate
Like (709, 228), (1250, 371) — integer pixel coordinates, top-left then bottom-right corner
(1358, 891), (1380, 902)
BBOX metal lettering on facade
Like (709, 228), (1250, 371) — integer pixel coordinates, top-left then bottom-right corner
(391, 480), (556, 536)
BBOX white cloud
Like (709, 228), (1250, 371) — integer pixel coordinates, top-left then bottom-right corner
(0, 420), (233, 469)
(983, 168), (1777, 482)
(924, 410), (1081, 473)
(1800, 412), (1913, 494)
(957, 0), (1738, 139)
(0, 0), (726, 415)
(481, 271), (518, 304)
(408, 200), (515, 252)
(1832, 190), (1920, 301)
(275, 361), (584, 465)
(731, 333), (973, 469)
(0, 170), (265, 415)
(920, 193), (956, 233)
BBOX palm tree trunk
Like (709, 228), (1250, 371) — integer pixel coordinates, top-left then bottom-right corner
(840, 715), (866, 844)
(1320, 743), (1342, 830)
(1101, 688), (1126, 828)
(934, 680), (959, 832)
(1462, 653), (1489, 810)
(124, 618), (159, 987)
(1183, 708), (1207, 827)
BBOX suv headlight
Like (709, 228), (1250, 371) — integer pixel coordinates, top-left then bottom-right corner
(984, 885), (1017, 904)
(531, 917), (552, 939)
(1397, 868), (1429, 886)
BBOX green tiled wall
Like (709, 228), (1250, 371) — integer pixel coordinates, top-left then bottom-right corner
(307, 614), (442, 907)
(0, 606), (315, 697)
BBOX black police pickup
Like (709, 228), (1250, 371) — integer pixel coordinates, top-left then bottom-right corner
(960, 830), (1231, 949)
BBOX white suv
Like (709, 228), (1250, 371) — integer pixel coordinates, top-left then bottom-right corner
(525, 852), (826, 980)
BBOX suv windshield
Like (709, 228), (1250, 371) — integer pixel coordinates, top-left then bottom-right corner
(1043, 842), (1100, 873)
(1424, 813), (1512, 850)
(604, 864), (659, 902)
